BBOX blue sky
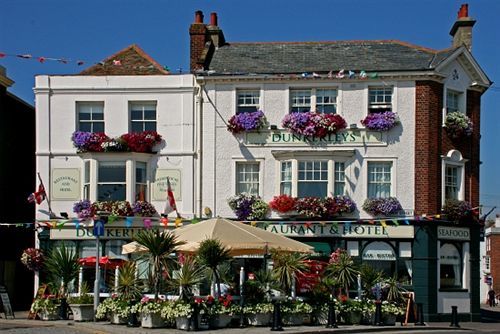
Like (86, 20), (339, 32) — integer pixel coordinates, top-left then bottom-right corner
(1, 0), (499, 218)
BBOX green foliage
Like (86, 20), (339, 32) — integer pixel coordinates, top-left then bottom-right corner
(359, 264), (385, 299)
(133, 229), (185, 299)
(44, 243), (79, 296)
(325, 250), (359, 296)
(271, 250), (307, 293)
(169, 256), (205, 302)
(384, 274), (405, 303)
(243, 280), (266, 304)
(67, 282), (93, 304)
(197, 239), (231, 297)
(116, 262), (143, 302)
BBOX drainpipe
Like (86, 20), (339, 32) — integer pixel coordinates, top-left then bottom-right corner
(196, 78), (205, 217)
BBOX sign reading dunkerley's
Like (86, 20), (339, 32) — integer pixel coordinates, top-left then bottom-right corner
(244, 129), (386, 146)
(263, 223), (414, 239)
(51, 168), (80, 200)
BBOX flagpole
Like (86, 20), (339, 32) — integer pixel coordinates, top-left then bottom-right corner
(37, 172), (53, 216)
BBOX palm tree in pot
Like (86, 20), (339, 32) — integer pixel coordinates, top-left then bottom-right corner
(133, 229), (185, 299)
(44, 243), (80, 319)
(197, 239), (231, 297)
(270, 250), (307, 297)
(169, 255), (205, 302)
(325, 249), (359, 297)
(115, 261), (143, 327)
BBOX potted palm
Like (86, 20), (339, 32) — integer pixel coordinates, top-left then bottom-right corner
(44, 243), (80, 320)
(68, 282), (94, 321)
(112, 262), (143, 325)
(271, 250), (307, 297)
(197, 238), (231, 298)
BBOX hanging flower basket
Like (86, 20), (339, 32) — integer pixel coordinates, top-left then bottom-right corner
(444, 112), (473, 139)
(362, 197), (402, 216)
(227, 110), (268, 134)
(20, 248), (44, 272)
(442, 199), (473, 222)
(361, 111), (399, 131)
(227, 194), (269, 220)
(282, 112), (347, 138)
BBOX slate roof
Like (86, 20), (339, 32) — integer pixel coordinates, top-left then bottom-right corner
(79, 44), (169, 76)
(207, 40), (455, 74)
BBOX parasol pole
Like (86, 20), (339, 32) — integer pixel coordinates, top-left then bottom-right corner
(78, 267), (83, 296)
(114, 266), (119, 292)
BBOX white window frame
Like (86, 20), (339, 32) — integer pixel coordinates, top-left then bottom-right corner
(442, 87), (466, 125)
(77, 101), (104, 133)
(274, 152), (353, 197)
(366, 160), (395, 198)
(135, 161), (148, 202)
(484, 255), (491, 273)
(236, 89), (261, 114)
(438, 242), (466, 290)
(297, 160), (329, 198)
(130, 101), (157, 132)
(232, 159), (264, 197)
(82, 153), (151, 202)
(441, 150), (466, 204)
(333, 161), (346, 196)
(289, 88), (338, 113)
(368, 86), (393, 113)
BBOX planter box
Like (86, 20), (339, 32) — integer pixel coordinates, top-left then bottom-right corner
(40, 310), (59, 321)
(282, 313), (305, 326)
(246, 312), (271, 326)
(141, 311), (164, 328)
(69, 304), (94, 322)
(211, 314), (232, 328)
(175, 315), (210, 331)
(110, 312), (128, 324)
(383, 313), (397, 326)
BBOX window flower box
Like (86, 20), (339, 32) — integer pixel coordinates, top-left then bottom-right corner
(442, 199), (473, 222)
(444, 112), (473, 139)
(294, 196), (357, 219)
(228, 194), (269, 220)
(73, 200), (158, 218)
(227, 110), (268, 134)
(269, 195), (298, 215)
(72, 131), (162, 153)
(282, 112), (347, 138)
(361, 111), (399, 131)
(362, 197), (402, 216)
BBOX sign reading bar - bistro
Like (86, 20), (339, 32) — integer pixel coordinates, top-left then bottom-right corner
(262, 223), (414, 239)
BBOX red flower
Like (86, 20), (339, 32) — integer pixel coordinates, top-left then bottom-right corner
(269, 195), (297, 213)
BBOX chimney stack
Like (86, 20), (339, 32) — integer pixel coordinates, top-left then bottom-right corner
(207, 12), (225, 49)
(189, 10), (208, 72)
(449, 4), (476, 51)
(210, 12), (218, 26)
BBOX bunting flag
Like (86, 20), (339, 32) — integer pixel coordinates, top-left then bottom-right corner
(108, 215), (117, 223)
(305, 221), (312, 228)
(319, 221), (326, 226)
(392, 219), (399, 226)
(125, 217), (133, 228)
(404, 220), (410, 225)
(380, 220), (387, 227)
(143, 218), (152, 229)
(191, 217), (200, 224)
(336, 69), (345, 79)
(74, 219), (80, 229)
(174, 217), (182, 228)
(359, 70), (367, 79)
(348, 70), (355, 79)
(327, 70), (333, 78)
(368, 219), (375, 225)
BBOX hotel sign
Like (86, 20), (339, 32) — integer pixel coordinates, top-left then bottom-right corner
(153, 169), (181, 201)
(244, 130), (386, 146)
(262, 223), (414, 239)
(51, 168), (80, 200)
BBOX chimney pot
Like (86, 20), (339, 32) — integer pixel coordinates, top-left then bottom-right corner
(458, 4), (469, 19)
(194, 10), (204, 24)
(210, 12), (218, 26)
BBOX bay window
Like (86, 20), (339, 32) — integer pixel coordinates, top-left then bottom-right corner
(280, 161), (292, 196)
(97, 162), (126, 201)
(367, 161), (392, 198)
(298, 161), (328, 197)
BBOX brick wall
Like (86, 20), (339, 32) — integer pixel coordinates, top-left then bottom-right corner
(190, 23), (207, 72)
(487, 234), (500, 292)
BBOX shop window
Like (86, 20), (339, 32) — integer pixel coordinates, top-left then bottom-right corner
(298, 161), (328, 198)
(130, 102), (157, 132)
(77, 102), (104, 133)
(97, 162), (126, 201)
(368, 87), (392, 113)
(237, 90), (260, 113)
(361, 241), (396, 278)
(235, 162), (260, 195)
(367, 161), (392, 198)
(440, 243), (462, 289)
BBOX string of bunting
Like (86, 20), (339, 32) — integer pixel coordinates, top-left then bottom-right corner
(0, 51), (171, 72)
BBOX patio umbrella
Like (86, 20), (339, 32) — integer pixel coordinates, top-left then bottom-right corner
(78, 256), (127, 268)
(122, 217), (313, 256)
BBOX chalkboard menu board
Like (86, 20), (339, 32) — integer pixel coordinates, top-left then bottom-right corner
(0, 286), (14, 319)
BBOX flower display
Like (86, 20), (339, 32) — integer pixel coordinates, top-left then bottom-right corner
(120, 131), (162, 153)
(92, 200), (134, 217)
(31, 295), (59, 314)
(334, 196), (357, 214)
(227, 110), (268, 134)
(73, 199), (95, 219)
(132, 296), (165, 314)
(295, 196), (357, 219)
(442, 199), (472, 222)
(362, 197), (403, 216)
(381, 301), (405, 315)
(132, 201), (158, 217)
(445, 111), (473, 139)
(206, 295), (240, 316)
(281, 298), (313, 314)
(361, 111), (399, 131)
(243, 302), (274, 314)
(268, 194), (297, 214)
(227, 194), (269, 220)
(96, 295), (131, 319)
(281, 112), (347, 138)
(295, 197), (324, 218)
(71, 131), (162, 153)
(20, 248), (44, 271)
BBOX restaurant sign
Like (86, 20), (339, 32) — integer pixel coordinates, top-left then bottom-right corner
(153, 169), (181, 201)
(262, 223), (414, 239)
(437, 226), (470, 241)
(244, 130), (386, 146)
(51, 168), (80, 200)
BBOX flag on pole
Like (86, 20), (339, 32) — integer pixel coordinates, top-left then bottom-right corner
(164, 177), (179, 217)
(27, 184), (46, 204)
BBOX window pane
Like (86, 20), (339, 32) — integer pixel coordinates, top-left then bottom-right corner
(80, 123), (92, 132)
(93, 122), (105, 132)
(290, 89), (311, 112)
(131, 109), (142, 120)
(131, 123), (143, 133)
(79, 112), (91, 121)
(368, 87), (393, 113)
(298, 160), (328, 198)
(136, 162), (147, 183)
(136, 184), (147, 202)
(236, 162), (259, 195)
(144, 109), (156, 120)
(84, 161), (90, 184)
(440, 243), (462, 288)
(237, 90), (260, 114)
(99, 162), (126, 182)
(316, 89), (337, 114)
(98, 184), (126, 201)
(298, 182), (327, 198)
(368, 162), (392, 198)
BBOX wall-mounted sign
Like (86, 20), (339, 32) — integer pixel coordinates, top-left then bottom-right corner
(51, 168), (80, 200)
(244, 130), (386, 147)
(438, 226), (470, 241)
(50, 226), (171, 240)
(153, 169), (181, 201)
(262, 223), (414, 239)
(362, 250), (396, 261)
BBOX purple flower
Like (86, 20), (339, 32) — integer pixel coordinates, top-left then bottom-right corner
(73, 200), (95, 218)
(227, 110), (267, 134)
(361, 111), (399, 131)
(282, 112), (347, 138)
(362, 197), (402, 216)
(71, 131), (93, 150)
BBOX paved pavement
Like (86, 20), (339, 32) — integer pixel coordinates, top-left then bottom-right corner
(0, 307), (498, 334)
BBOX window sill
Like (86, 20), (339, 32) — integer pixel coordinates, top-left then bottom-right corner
(439, 288), (468, 293)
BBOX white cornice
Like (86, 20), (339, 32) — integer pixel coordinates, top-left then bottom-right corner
(33, 87), (196, 95)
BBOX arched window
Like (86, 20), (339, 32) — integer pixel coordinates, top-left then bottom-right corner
(361, 241), (396, 278)
(440, 243), (462, 288)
